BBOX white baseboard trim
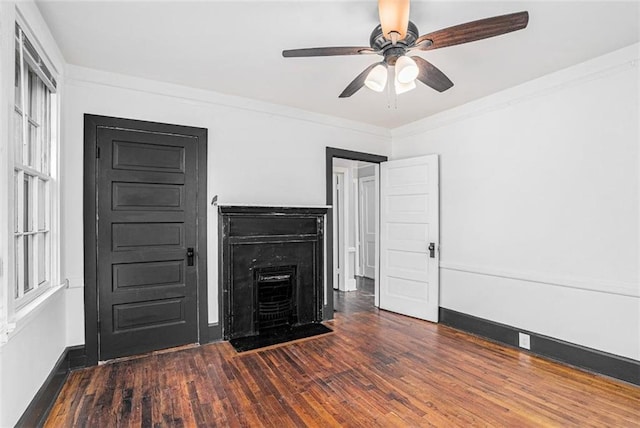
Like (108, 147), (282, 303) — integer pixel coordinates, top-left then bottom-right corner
(440, 261), (638, 298)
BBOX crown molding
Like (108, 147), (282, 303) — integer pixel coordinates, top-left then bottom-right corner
(392, 43), (640, 139)
(65, 65), (392, 140)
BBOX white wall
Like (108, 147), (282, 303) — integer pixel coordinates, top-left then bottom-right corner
(61, 66), (392, 345)
(0, 288), (66, 426)
(392, 44), (640, 360)
(0, 2), (68, 426)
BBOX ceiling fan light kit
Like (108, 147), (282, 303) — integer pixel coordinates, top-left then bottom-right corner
(364, 63), (388, 92)
(395, 55), (419, 83)
(394, 70), (416, 95)
(282, 2), (529, 99)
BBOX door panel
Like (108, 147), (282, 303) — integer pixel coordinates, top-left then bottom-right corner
(112, 140), (185, 172)
(112, 182), (184, 211)
(113, 298), (185, 331)
(360, 177), (376, 279)
(380, 155), (439, 322)
(97, 127), (199, 360)
(332, 172), (344, 290)
(112, 260), (185, 290)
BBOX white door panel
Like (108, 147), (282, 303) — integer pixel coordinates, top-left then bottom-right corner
(387, 277), (429, 300)
(387, 222), (428, 241)
(380, 155), (439, 322)
(359, 177), (376, 279)
(333, 172), (344, 290)
(387, 164), (429, 186)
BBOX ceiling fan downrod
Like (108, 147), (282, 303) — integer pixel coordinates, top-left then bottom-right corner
(370, 21), (421, 65)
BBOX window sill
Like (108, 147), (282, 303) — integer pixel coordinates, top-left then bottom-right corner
(0, 282), (66, 347)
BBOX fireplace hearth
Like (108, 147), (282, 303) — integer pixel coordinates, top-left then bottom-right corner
(219, 206), (328, 343)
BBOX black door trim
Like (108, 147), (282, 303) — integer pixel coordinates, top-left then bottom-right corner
(325, 147), (387, 320)
(83, 114), (208, 365)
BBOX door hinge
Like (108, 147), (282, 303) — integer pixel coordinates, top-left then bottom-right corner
(96, 147), (101, 158)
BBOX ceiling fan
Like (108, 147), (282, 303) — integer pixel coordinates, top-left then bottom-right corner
(282, 0), (529, 98)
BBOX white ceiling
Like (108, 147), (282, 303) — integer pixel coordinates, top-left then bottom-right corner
(36, 1), (640, 129)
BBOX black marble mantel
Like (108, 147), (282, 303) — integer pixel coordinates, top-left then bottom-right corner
(218, 206), (327, 340)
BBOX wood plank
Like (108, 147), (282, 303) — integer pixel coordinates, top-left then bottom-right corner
(46, 288), (640, 427)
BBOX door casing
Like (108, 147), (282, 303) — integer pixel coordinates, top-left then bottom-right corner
(83, 114), (208, 365)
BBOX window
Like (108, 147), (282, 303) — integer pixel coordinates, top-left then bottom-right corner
(13, 23), (57, 306)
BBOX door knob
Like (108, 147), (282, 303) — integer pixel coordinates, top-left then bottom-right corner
(428, 243), (435, 258)
(187, 247), (195, 266)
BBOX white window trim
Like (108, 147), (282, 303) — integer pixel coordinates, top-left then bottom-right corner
(1, 9), (63, 341)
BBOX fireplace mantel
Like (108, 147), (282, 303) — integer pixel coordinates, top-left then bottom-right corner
(217, 204), (331, 209)
(219, 206), (327, 340)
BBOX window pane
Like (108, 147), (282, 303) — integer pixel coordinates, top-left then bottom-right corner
(28, 69), (37, 120)
(42, 91), (50, 174)
(24, 235), (32, 294)
(28, 123), (37, 168)
(23, 175), (31, 232)
(14, 111), (23, 164)
(25, 61), (31, 117)
(38, 233), (47, 286)
(14, 51), (21, 109)
(15, 237), (21, 298)
(14, 172), (19, 233)
(38, 179), (46, 230)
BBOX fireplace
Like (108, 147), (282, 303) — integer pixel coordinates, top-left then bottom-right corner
(219, 206), (327, 341)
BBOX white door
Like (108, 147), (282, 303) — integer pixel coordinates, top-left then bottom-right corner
(359, 177), (376, 279)
(332, 172), (344, 290)
(380, 155), (439, 322)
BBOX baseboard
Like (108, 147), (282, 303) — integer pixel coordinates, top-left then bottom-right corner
(205, 323), (223, 343)
(439, 308), (640, 386)
(345, 278), (357, 292)
(15, 345), (87, 427)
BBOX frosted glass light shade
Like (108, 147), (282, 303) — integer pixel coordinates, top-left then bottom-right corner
(396, 56), (419, 83)
(364, 64), (388, 92)
(394, 70), (416, 95)
(378, 0), (410, 42)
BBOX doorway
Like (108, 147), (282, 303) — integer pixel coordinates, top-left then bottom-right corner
(326, 148), (441, 324)
(325, 148), (387, 319)
(83, 115), (208, 365)
(333, 159), (378, 293)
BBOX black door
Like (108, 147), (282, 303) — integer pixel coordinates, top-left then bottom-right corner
(86, 116), (206, 362)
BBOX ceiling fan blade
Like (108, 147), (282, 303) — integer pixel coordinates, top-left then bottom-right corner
(412, 56), (453, 92)
(282, 47), (377, 57)
(339, 62), (381, 98)
(413, 11), (529, 51)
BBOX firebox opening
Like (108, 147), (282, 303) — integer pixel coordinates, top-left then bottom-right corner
(255, 266), (297, 332)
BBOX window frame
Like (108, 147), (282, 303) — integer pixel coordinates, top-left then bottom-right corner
(10, 21), (59, 310)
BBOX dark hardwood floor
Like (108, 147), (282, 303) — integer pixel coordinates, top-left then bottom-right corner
(46, 282), (640, 427)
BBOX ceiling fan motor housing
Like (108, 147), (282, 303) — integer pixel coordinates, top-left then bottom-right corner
(370, 21), (420, 65)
